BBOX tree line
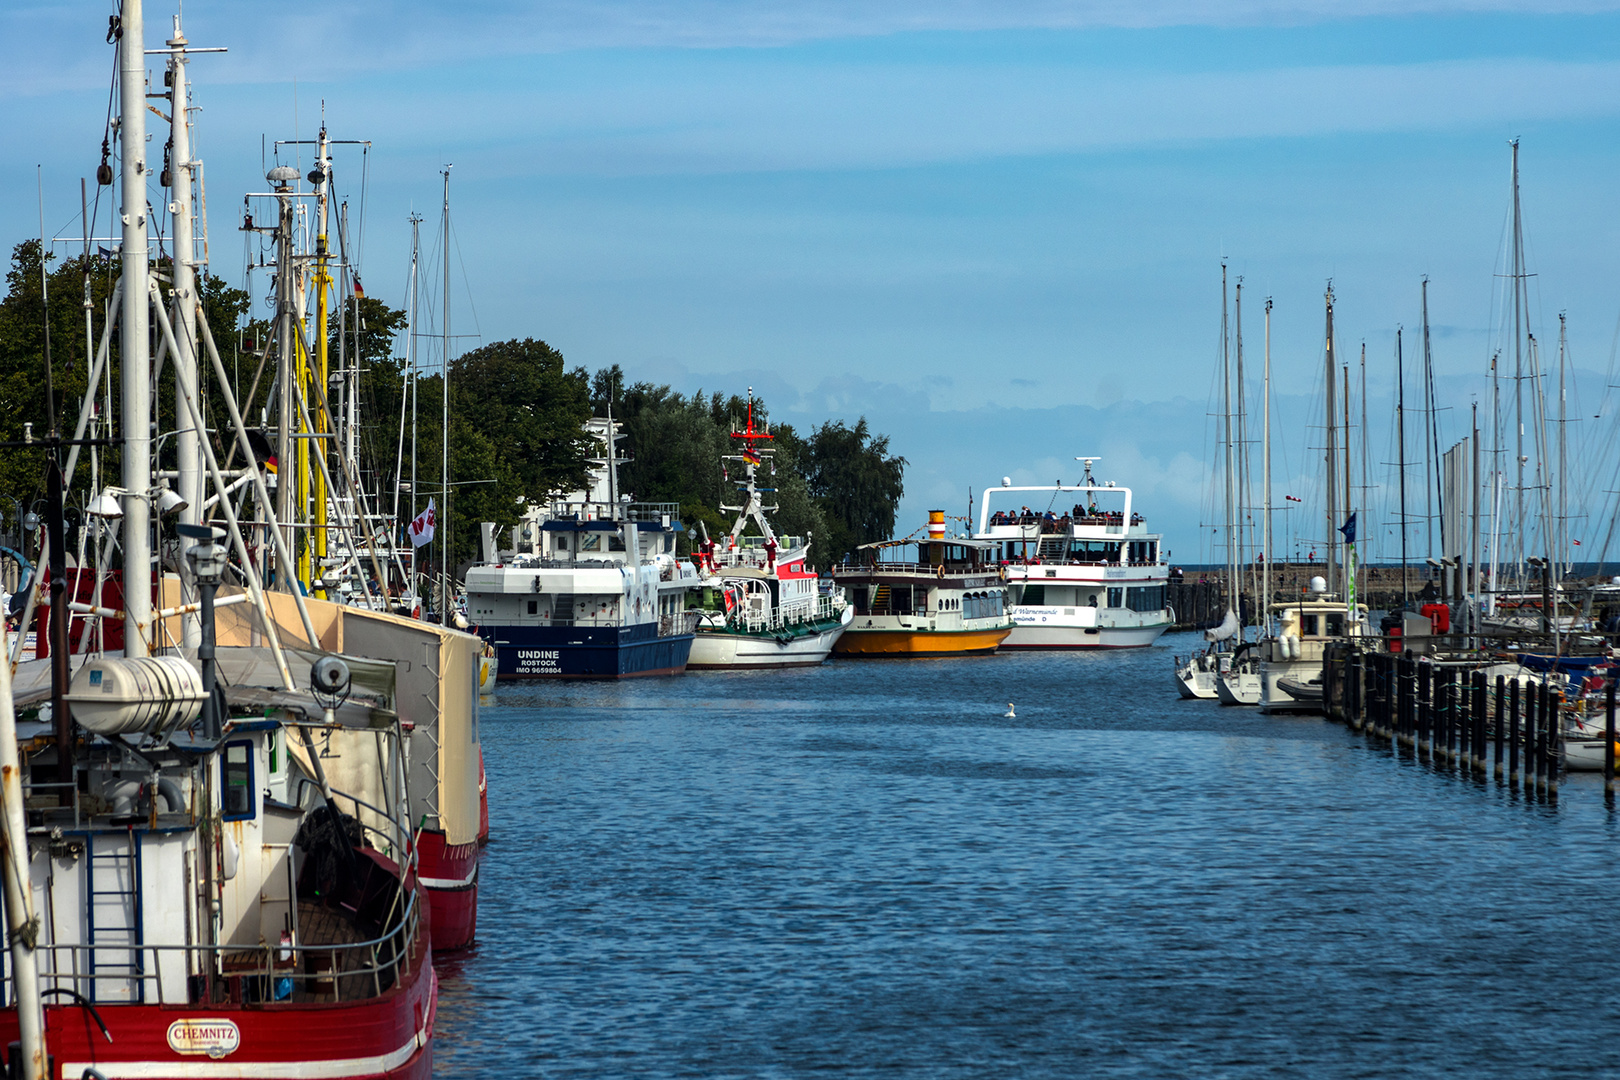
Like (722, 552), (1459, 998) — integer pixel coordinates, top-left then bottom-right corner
(0, 241), (906, 572)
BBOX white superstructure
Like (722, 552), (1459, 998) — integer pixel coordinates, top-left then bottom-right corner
(974, 459), (1172, 649)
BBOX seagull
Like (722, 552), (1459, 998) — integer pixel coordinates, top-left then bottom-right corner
(1004, 702), (1016, 718)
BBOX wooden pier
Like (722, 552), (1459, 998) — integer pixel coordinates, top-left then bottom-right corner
(1320, 643), (1619, 804)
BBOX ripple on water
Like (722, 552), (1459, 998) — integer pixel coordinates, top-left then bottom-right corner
(436, 635), (1620, 1078)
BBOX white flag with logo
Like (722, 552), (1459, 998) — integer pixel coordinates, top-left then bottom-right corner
(408, 498), (436, 548)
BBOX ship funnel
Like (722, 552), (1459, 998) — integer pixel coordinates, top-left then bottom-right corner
(928, 510), (946, 541)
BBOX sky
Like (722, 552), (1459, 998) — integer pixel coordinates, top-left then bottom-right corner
(6, 1), (1620, 565)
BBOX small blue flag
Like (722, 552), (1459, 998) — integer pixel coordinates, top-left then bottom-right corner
(1338, 512), (1357, 544)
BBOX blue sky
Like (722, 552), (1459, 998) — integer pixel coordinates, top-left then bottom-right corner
(6, 1), (1620, 564)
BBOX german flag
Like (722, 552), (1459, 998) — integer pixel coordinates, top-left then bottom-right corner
(353, 275), (366, 299)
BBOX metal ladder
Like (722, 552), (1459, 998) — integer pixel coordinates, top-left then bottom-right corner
(85, 831), (144, 1003)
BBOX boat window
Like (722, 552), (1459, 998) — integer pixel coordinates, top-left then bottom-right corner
(555, 534), (570, 552)
(1303, 616), (1320, 636)
(1021, 584), (1045, 605)
(1107, 587), (1124, 609)
(527, 600), (538, 615)
(1325, 613), (1345, 637)
(222, 739), (254, 821)
(579, 533), (602, 552)
(1126, 586), (1165, 613)
(609, 533), (627, 552)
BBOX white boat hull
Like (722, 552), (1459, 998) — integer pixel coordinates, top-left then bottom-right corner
(1004, 614), (1170, 649)
(1175, 658), (1219, 699)
(1216, 668), (1261, 706)
(1259, 659), (1325, 714)
(688, 617), (849, 669)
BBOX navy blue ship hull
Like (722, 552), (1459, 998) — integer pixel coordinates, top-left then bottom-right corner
(478, 622), (694, 679)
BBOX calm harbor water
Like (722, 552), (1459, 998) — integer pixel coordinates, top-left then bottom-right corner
(435, 632), (1620, 1078)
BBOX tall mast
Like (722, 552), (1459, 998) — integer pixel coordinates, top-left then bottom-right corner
(1422, 276), (1444, 561)
(1343, 361), (1354, 618)
(1221, 264), (1236, 620)
(167, 13), (203, 648)
(1235, 279), (1249, 624)
(393, 216), (420, 527)
(312, 124), (333, 597)
(120, 0), (152, 654)
(1262, 297), (1273, 624)
(1323, 283), (1339, 595)
(440, 166), (453, 626)
(1557, 312), (1569, 579)
(1510, 139), (1527, 585)
(1359, 342), (1370, 563)
(1397, 327), (1409, 608)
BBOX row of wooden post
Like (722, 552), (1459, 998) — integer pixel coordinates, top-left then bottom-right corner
(1324, 648), (1620, 803)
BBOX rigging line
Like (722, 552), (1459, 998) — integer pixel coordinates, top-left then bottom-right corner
(448, 212), (482, 344)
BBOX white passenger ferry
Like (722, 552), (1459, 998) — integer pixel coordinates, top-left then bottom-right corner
(974, 459), (1173, 649)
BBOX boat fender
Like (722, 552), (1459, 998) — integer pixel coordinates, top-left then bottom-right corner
(222, 833), (239, 881)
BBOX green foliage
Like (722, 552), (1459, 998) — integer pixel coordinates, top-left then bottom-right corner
(600, 373), (901, 568)
(804, 418), (908, 567)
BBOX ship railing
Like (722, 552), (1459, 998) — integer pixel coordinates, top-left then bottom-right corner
(732, 594), (844, 633)
(26, 887), (422, 1008)
(832, 561), (992, 577)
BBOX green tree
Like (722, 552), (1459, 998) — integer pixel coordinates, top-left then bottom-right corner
(805, 418), (907, 567)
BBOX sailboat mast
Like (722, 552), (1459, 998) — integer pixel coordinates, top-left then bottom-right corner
(120, 0), (153, 655)
(1422, 277), (1444, 561)
(441, 166), (453, 626)
(1511, 139), (1527, 585)
(1323, 284), (1339, 596)
(1397, 327), (1409, 608)
(1557, 312), (1568, 579)
(1235, 279), (1249, 622)
(1343, 361), (1354, 616)
(1263, 297), (1273, 623)
(1221, 264), (1236, 619)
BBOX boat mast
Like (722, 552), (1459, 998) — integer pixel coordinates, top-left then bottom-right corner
(440, 166), (453, 626)
(1343, 361), (1354, 618)
(167, 12), (203, 648)
(1510, 139), (1527, 587)
(1221, 264), (1236, 624)
(1397, 327), (1409, 609)
(1323, 283), (1339, 598)
(1263, 297), (1273, 625)
(1422, 277), (1444, 563)
(120, 0), (152, 653)
(1557, 312), (1569, 580)
(1235, 279), (1251, 628)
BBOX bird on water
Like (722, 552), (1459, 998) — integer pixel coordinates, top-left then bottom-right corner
(1005, 703), (1016, 718)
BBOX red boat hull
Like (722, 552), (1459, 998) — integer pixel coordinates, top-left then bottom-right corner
(418, 830), (479, 952)
(0, 925), (436, 1079)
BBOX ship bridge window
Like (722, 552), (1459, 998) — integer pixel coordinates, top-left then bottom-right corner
(1126, 585), (1165, 613)
(609, 534), (627, 552)
(555, 534), (570, 552)
(579, 534), (602, 552)
(222, 739), (254, 821)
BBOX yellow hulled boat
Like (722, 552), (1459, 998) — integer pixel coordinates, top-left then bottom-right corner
(831, 512), (1014, 657)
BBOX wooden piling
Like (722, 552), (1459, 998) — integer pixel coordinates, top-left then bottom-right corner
(1544, 682), (1558, 798)
(1493, 675), (1505, 781)
(1605, 679), (1616, 804)
(1473, 671), (1487, 775)
(1508, 679), (1521, 785)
